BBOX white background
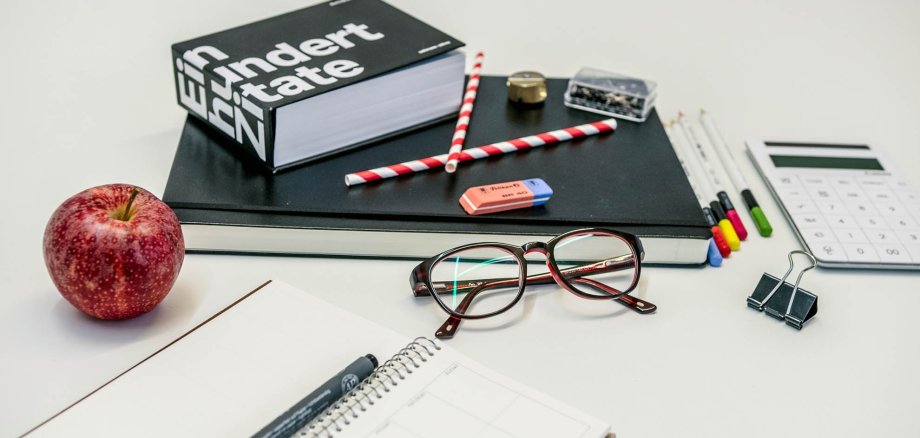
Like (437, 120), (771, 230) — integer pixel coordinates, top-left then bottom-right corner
(1, 0), (919, 436)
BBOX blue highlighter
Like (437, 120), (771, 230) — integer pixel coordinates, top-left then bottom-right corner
(707, 238), (723, 267)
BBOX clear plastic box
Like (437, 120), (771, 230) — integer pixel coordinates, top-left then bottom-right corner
(564, 67), (657, 122)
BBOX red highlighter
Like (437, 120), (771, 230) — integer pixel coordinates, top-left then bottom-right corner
(460, 178), (553, 215)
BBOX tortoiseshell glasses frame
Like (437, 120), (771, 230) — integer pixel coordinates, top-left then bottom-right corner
(410, 228), (656, 339)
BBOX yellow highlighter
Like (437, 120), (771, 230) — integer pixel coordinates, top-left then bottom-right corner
(711, 201), (741, 251)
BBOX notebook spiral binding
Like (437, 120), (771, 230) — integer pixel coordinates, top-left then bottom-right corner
(299, 337), (441, 437)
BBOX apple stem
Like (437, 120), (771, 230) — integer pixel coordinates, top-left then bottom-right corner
(120, 188), (140, 221)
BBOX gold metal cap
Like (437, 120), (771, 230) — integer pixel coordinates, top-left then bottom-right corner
(507, 71), (547, 105)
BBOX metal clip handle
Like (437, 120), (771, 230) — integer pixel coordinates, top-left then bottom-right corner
(758, 250), (816, 317)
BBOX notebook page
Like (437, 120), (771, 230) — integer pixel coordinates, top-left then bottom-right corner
(30, 280), (411, 437)
(31, 280), (610, 438)
(319, 344), (610, 438)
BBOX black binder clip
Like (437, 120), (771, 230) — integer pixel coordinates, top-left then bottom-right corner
(747, 250), (818, 330)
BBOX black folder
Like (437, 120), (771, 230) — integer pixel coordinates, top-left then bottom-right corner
(163, 76), (710, 264)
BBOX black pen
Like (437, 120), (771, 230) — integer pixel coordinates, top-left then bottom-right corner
(253, 354), (378, 438)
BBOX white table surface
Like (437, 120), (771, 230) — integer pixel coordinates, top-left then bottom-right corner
(2, 0), (919, 436)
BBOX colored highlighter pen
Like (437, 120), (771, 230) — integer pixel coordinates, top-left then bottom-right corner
(707, 239), (724, 267)
(717, 190), (749, 241)
(699, 110), (774, 237)
(741, 189), (773, 237)
(702, 206), (731, 257)
(679, 116), (750, 242)
(710, 201), (741, 251)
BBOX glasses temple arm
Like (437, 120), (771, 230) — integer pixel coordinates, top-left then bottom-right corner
(571, 278), (656, 314)
(435, 278), (519, 339)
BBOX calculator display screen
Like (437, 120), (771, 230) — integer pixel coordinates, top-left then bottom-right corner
(769, 155), (885, 171)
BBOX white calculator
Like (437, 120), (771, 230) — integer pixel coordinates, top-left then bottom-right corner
(747, 140), (920, 270)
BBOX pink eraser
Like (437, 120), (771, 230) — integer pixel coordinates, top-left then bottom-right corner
(726, 209), (749, 241)
(460, 178), (553, 215)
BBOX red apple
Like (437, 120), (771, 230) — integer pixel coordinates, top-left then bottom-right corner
(43, 184), (185, 319)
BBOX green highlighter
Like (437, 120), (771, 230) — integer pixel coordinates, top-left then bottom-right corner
(743, 191), (773, 237)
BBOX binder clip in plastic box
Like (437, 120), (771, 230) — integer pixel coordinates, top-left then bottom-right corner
(564, 67), (657, 122)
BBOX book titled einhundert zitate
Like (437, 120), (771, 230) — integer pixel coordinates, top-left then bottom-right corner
(172, 0), (466, 172)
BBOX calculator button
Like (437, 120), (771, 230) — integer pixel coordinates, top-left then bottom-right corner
(817, 201), (844, 214)
(787, 200), (819, 214)
(835, 189), (866, 201)
(868, 230), (895, 243)
(778, 187), (809, 200)
(905, 245), (920, 263)
(834, 228), (869, 243)
(807, 187), (835, 201)
(801, 176), (829, 187)
(824, 215), (856, 228)
(858, 177), (887, 189)
(875, 244), (911, 264)
(895, 190), (919, 204)
(865, 189), (896, 203)
(886, 216), (917, 229)
(856, 216), (888, 230)
(831, 177), (857, 187)
(844, 201), (877, 215)
(793, 214), (825, 227)
(799, 227), (836, 243)
(874, 202), (904, 215)
(774, 175), (802, 189)
(812, 243), (848, 262)
(895, 230), (920, 245)
(908, 203), (920, 217)
(843, 244), (880, 263)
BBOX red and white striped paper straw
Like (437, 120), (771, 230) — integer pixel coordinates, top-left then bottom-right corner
(445, 51), (484, 173)
(344, 119), (618, 187)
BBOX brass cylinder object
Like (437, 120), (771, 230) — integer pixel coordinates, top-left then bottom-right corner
(507, 71), (547, 106)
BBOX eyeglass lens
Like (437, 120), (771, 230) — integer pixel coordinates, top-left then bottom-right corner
(429, 246), (522, 317)
(553, 232), (637, 297)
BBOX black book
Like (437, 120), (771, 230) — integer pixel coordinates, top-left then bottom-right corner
(163, 76), (710, 265)
(172, 0), (465, 171)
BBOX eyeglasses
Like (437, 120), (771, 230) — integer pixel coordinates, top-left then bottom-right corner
(410, 228), (656, 339)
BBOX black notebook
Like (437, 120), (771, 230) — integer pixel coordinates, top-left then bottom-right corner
(163, 76), (710, 264)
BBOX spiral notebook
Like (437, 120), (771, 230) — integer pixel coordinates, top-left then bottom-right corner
(30, 280), (610, 438)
